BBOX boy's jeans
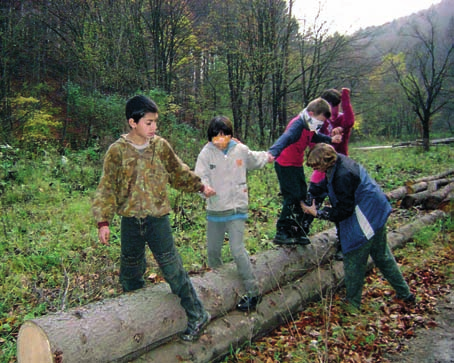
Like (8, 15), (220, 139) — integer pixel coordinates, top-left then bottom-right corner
(120, 215), (205, 322)
(343, 225), (411, 308)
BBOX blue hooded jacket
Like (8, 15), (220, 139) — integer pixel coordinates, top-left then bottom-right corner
(319, 155), (392, 254)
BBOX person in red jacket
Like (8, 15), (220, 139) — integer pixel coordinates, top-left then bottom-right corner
(319, 88), (354, 155)
(308, 88), (355, 259)
(268, 98), (341, 245)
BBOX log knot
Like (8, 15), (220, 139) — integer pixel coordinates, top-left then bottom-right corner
(133, 333), (144, 343)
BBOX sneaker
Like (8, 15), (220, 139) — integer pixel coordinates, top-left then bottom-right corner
(237, 295), (262, 312)
(404, 294), (416, 303)
(273, 230), (296, 245)
(397, 293), (416, 305)
(179, 311), (211, 342)
(340, 298), (360, 314)
(294, 235), (311, 245)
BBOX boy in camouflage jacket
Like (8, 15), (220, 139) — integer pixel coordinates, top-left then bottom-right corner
(92, 95), (215, 341)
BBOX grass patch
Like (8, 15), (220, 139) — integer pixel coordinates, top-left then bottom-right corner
(0, 144), (453, 362)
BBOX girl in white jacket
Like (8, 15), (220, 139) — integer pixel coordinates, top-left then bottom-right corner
(195, 116), (274, 311)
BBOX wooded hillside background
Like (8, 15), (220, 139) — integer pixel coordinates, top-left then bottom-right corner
(1, 0), (453, 151)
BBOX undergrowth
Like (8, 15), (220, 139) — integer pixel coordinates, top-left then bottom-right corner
(0, 143), (453, 362)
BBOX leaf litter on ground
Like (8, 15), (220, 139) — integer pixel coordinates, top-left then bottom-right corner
(225, 217), (453, 363)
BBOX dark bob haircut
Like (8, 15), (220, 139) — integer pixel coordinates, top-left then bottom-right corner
(320, 89), (341, 107)
(207, 116), (233, 141)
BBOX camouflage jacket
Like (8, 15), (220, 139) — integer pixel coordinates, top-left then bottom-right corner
(92, 135), (203, 225)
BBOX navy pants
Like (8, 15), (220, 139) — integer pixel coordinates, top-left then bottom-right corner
(274, 163), (309, 234)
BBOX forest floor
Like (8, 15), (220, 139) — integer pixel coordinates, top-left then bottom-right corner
(385, 291), (454, 363)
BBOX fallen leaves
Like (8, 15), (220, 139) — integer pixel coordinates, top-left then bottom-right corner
(227, 234), (453, 363)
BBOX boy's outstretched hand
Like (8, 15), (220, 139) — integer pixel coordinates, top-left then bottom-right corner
(332, 127), (344, 136)
(267, 152), (275, 163)
(98, 226), (110, 245)
(331, 134), (342, 144)
(203, 185), (216, 198)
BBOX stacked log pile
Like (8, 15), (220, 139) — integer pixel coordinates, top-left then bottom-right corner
(16, 169), (453, 363)
(385, 168), (454, 212)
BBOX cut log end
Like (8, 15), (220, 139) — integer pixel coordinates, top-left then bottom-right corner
(17, 321), (53, 363)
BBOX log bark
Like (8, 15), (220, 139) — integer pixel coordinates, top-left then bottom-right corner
(17, 210), (447, 363)
(401, 181), (454, 209)
(401, 190), (433, 209)
(439, 191), (454, 213)
(412, 169), (454, 184)
(422, 182), (454, 210)
(385, 175), (453, 201)
(130, 210), (447, 363)
(16, 228), (337, 363)
(386, 181), (428, 201)
(353, 138), (454, 150)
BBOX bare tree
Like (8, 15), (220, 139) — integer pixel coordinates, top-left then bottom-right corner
(390, 14), (454, 151)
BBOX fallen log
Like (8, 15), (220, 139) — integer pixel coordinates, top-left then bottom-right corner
(393, 137), (454, 148)
(401, 181), (454, 209)
(439, 191), (454, 213)
(401, 190), (433, 209)
(16, 228), (337, 363)
(386, 181), (428, 201)
(412, 169), (454, 184)
(422, 182), (454, 210)
(130, 210), (446, 363)
(354, 139), (454, 150)
(17, 210), (447, 363)
(385, 172), (454, 201)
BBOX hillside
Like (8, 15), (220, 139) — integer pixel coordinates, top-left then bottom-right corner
(354, 0), (454, 56)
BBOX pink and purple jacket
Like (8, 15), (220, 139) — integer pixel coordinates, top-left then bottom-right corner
(318, 88), (354, 156)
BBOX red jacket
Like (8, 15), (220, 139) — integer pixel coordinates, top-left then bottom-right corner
(269, 113), (331, 167)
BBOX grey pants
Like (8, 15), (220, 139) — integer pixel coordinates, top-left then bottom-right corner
(120, 215), (206, 323)
(343, 225), (411, 308)
(207, 218), (260, 297)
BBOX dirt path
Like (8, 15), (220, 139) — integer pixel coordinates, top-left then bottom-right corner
(386, 292), (454, 363)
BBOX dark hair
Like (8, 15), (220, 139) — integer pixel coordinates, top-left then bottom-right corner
(320, 89), (341, 107)
(125, 95), (159, 123)
(207, 116), (233, 141)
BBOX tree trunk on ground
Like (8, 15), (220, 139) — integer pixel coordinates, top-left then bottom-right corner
(385, 176), (454, 201)
(17, 211), (446, 363)
(353, 139), (454, 151)
(132, 211), (446, 363)
(401, 182), (454, 209)
(422, 182), (454, 210)
(412, 169), (454, 183)
(439, 191), (454, 213)
(386, 181), (428, 200)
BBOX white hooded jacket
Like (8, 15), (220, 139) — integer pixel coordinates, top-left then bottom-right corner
(195, 141), (269, 216)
